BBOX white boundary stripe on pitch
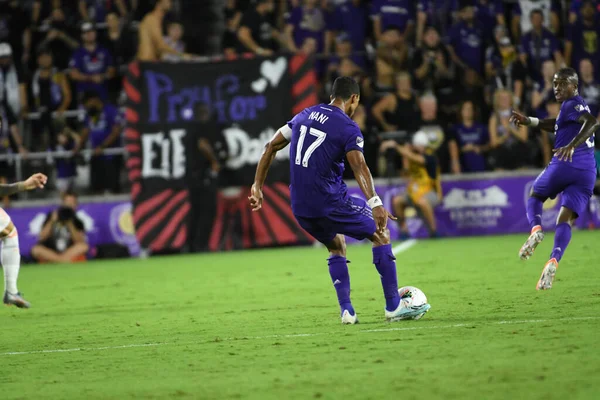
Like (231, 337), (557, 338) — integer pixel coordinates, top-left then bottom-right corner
(392, 239), (417, 255)
(2, 315), (599, 357)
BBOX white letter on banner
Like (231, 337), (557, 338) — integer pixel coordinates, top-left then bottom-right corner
(223, 126), (249, 170)
(142, 132), (165, 178)
(160, 135), (171, 178)
(170, 129), (186, 179)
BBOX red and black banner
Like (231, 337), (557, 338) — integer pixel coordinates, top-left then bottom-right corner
(124, 55), (318, 252)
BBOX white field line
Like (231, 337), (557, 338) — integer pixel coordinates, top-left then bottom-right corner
(2, 316), (598, 357)
(392, 239), (417, 255)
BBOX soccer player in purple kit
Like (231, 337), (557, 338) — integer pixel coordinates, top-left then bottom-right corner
(249, 77), (431, 324)
(511, 67), (599, 290)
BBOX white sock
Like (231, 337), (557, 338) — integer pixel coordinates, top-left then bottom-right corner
(2, 229), (21, 294)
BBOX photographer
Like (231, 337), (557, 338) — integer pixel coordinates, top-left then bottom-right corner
(380, 131), (442, 240)
(31, 191), (88, 263)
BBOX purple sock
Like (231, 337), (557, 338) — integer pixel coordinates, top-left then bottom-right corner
(328, 255), (354, 315)
(372, 244), (400, 311)
(550, 222), (572, 262)
(526, 196), (543, 231)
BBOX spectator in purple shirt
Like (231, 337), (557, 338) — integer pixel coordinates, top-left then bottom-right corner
(445, 3), (486, 77)
(326, 0), (368, 55)
(474, 0), (506, 44)
(568, 0), (600, 24)
(565, 0), (600, 79)
(68, 22), (116, 103)
(284, 0), (327, 53)
(371, 0), (415, 42)
(449, 100), (489, 173)
(416, 0), (458, 47)
(518, 9), (564, 85)
(74, 90), (123, 194)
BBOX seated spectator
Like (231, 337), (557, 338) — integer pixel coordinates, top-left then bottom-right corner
(449, 100), (490, 174)
(69, 22), (116, 103)
(474, 0), (506, 43)
(416, 0), (458, 47)
(327, 33), (365, 77)
(0, 43), (28, 118)
(78, 0), (127, 23)
(519, 8), (564, 85)
(565, 0), (600, 79)
(54, 119), (78, 194)
(411, 25), (451, 93)
(371, 0), (415, 42)
(30, 46), (72, 151)
(417, 93), (449, 172)
(579, 59), (600, 118)
(487, 88), (529, 170)
(74, 91), (123, 194)
(380, 131), (442, 239)
(531, 60), (556, 114)
(439, 68), (488, 126)
(484, 25), (526, 107)
(285, 0), (327, 54)
(238, 0), (281, 55)
(373, 27), (409, 96)
(326, 0), (368, 56)
(137, 0), (193, 61)
(0, 103), (27, 208)
(512, 0), (561, 41)
(372, 72), (420, 136)
(37, 8), (80, 70)
(445, 3), (486, 79)
(163, 22), (186, 62)
(31, 191), (88, 263)
(568, 0), (600, 24)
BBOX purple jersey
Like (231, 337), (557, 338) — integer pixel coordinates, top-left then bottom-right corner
(82, 104), (123, 149)
(286, 6), (326, 51)
(371, 0), (415, 34)
(69, 45), (114, 100)
(552, 95), (596, 170)
(287, 104), (364, 218)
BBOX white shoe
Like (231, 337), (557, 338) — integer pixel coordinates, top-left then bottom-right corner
(384, 302), (430, 322)
(536, 258), (558, 290)
(519, 227), (544, 260)
(341, 309), (358, 325)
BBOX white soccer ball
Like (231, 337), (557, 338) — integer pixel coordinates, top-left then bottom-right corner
(398, 286), (429, 320)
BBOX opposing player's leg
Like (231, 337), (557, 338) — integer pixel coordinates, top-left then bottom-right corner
(370, 229), (430, 321)
(295, 215), (357, 324)
(392, 194), (409, 240)
(0, 215), (29, 308)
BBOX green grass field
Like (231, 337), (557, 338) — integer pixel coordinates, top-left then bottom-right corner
(2, 231), (600, 400)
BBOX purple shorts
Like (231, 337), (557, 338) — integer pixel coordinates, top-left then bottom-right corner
(294, 196), (377, 245)
(532, 162), (596, 216)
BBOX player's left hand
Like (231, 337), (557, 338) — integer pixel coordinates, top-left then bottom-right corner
(553, 145), (575, 162)
(249, 184), (263, 212)
(372, 206), (397, 233)
(23, 173), (48, 190)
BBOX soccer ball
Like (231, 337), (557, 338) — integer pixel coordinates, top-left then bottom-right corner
(398, 286), (429, 320)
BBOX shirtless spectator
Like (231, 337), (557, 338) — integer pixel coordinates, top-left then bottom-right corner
(137, 0), (192, 61)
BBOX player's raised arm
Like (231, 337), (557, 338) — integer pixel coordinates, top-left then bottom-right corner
(346, 150), (396, 233)
(0, 173), (48, 197)
(510, 110), (556, 132)
(249, 127), (291, 211)
(554, 112), (600, 162)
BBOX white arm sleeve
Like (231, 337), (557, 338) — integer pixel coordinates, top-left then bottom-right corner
(279, 124), (292, 141)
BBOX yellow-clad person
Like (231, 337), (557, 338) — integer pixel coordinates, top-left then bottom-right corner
(380, 131), (441, 240)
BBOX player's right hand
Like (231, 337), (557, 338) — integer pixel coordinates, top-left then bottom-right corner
(372, 206), (397, 233)
(23, 173), (47, 191)
(509, 110), (530, 127)
(248, 183), (263, 212)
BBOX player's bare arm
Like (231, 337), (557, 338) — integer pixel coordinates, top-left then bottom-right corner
(510, 110), (556, 132)
(0, 174), (48, 197)
(249, 130), (290, 211)
(554, 112), (600, 162)
(346, 150), (396, 233)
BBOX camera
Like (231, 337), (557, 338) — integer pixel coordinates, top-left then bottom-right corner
(57, 206), (75, 222)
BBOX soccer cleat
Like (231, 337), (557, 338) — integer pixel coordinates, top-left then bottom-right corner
(536, 258), (558, 290)
(519, 226), (545, 260)
(384, 302), (431, 322)
(341, 309), (358, 325)
(3, 291), (31, 309)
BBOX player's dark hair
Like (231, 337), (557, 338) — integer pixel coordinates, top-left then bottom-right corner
(529, 8), (544, 19)
(557, 67), (579, 85)
(331, 76), (360, 101)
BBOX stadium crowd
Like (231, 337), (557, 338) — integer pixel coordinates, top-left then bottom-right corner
(1, 0), (600, 204)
